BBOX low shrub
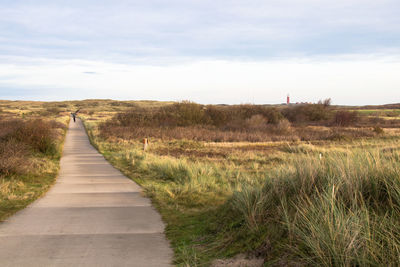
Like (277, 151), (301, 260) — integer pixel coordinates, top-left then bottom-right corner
(0, 141), (29, 176)
(283, 99), (332, 123)
(333, 111), (359, 126)
(0, 118), (60, 156)
(272, 119), (292, 134)
(16, 119), (58, 155)
(245, 115), (268, 130)
(108, 101), (284, 129)
(373, 126), (384, 134)
(38, 105), (63, 116)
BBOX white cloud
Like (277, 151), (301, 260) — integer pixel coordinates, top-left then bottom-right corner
(1, 55), (399, 105)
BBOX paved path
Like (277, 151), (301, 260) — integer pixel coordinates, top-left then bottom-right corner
(0, 119), (173, 267)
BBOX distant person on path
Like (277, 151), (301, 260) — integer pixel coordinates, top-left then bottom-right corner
(71, 109), (80, 122)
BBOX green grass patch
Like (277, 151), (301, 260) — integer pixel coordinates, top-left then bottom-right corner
(0, 164), (58, 220)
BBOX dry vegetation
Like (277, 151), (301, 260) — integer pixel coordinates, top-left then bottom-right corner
(0, 100), (69, 221)
(79, 100), (400, 266)
(2, 99), (400, 266)
(98, 101), (400, 143)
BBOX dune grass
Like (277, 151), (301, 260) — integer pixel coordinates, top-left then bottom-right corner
(232, 147), (400, 265)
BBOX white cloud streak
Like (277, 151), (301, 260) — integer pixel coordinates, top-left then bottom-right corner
(1, 55), (399, 105)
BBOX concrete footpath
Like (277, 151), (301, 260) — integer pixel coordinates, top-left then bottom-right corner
(0, 119), (173, 267)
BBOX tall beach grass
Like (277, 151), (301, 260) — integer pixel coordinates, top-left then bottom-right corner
(230, 147), (400, 265)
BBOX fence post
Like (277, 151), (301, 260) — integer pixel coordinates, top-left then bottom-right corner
(143, 138), (148, 151)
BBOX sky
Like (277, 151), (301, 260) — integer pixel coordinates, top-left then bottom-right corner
(0, 0), (399, 105)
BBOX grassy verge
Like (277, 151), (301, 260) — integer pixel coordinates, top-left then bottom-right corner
(83, 118), (400, 266)
(0, 113), (69, 221)
(83, 121), (269, 265)
(0, 155), (63, 220)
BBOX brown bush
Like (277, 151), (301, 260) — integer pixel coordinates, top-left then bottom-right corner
(245, 115), (268, 129)
(110, 101), (283, 130)
(19, 119), (58, 154)
(0, 119), (24, 140)
(333, 111), (359, 126)
(45, 106), (62, 114)
(99, 100), (385, 143)
(272, 119), (292, 134)
(282, 100), (332, 123)
(163, 101), (207, 126)
(203, 105), (229, 127)
(0, 118), (60, 155)
(220, 104), (282, 125)
(373, 126), (384, 134)
(0, 141), (29, 176)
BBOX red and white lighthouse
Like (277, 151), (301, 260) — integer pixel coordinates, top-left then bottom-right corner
(287, 94), (290, 105)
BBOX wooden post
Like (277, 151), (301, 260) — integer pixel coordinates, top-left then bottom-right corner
(143, 138), (148, 151)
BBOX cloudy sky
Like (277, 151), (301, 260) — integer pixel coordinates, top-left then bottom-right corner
(0, 0), (399, 105)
